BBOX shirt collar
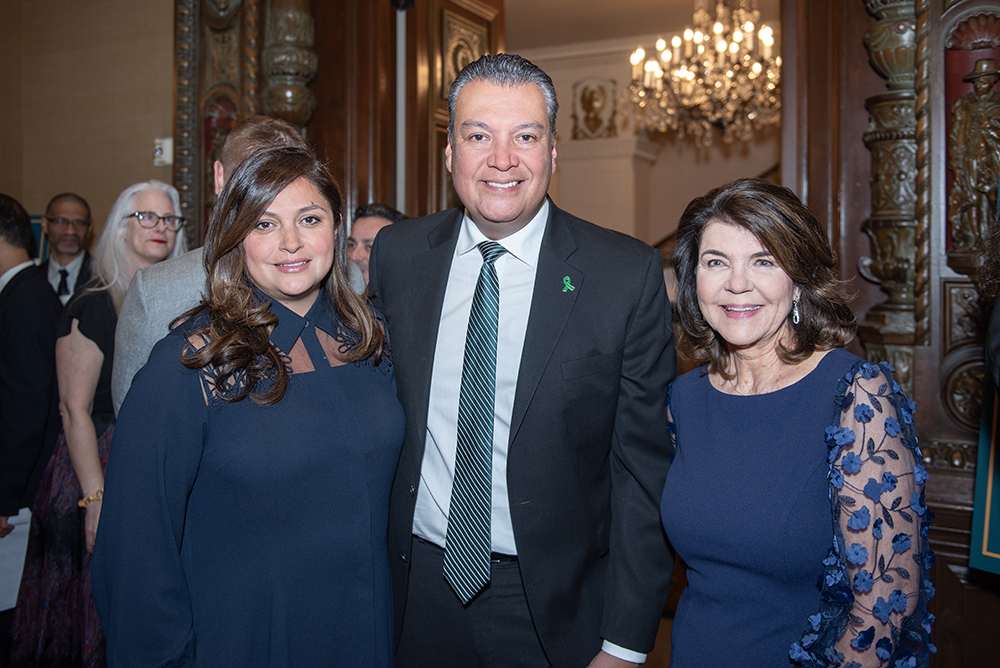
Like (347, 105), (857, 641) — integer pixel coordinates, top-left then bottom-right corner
(0, 260), (37, 294)
(48, 250), (85, 277)
(456, 199), (549, 268)
(263, 289), (340, 354)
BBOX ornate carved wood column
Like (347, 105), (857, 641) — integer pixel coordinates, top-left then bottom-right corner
(172, 0), (318, 243)
(859, 0), (918, 396)
(262, 0), (317, 127)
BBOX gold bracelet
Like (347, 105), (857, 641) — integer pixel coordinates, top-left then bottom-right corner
(78, 489), (104, 508)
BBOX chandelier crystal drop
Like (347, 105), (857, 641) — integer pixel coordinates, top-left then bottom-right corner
(623, 0), (781, 147)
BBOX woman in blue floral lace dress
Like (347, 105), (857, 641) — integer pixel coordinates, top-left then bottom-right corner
(661, 179), (934, 668)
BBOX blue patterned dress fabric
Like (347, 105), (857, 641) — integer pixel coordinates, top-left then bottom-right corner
(661, 348), (934, 668)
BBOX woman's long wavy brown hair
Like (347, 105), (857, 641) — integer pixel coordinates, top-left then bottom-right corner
(670, 178), (857, 378)
(181, 146), (386, 405)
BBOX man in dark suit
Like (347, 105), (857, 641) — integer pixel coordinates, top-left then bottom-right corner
(40, 192), (93, 305)
(370, 54), (676, 668)
(0, 193), (62, 537)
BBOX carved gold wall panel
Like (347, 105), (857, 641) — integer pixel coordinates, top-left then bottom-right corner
(942, 279), (982, 353)
(443, 10), (487, 101)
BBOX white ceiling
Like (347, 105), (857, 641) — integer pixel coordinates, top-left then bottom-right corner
(505, 0), (781, 52)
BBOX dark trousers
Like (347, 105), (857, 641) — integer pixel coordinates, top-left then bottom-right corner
(396, 537), (551, 668)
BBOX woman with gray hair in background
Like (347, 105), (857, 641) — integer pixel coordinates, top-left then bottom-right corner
(11, 180), (186, 668)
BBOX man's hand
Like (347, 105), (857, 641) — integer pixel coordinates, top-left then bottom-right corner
(586, 650), (640, 668)
(0, 516), (14, 538)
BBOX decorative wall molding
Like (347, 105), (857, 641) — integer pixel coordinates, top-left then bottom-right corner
(174, 0), (199, 243)
(946, 11), (1000, 48)
(443, 10), (486, 100)
(556, 136), (658, 162)
(242, 0), (260, 117)
(943, 279), (983, 354)
(944, 357), (986, 432)
(913, 0), (931, 344)
(923, 439), (978, 470)
(571, 77), (618, 140)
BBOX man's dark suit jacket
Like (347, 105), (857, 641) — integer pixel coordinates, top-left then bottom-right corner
(0, 263), (63, 516)
(46, 250), (92, 302)
(369, 202), (676, 667)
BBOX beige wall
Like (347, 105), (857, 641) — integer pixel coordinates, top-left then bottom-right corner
(0, 0), (25, 199)
(0, 0), (174, 240)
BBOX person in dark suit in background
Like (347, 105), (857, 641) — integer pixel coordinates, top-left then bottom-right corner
(348, 203), (407, 284)
(0, 193), (62, 663)
(0, 193), (63, 532)
(40, 193), (93, 305)
(370, 54), (676, 668)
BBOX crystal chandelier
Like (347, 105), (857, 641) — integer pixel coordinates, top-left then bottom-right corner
(624, 0), (781, 147)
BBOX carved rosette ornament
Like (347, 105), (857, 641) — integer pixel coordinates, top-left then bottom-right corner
(261, 0), (317, 128)
(859, 1), (918, 359)
(945, 359), (985, 432)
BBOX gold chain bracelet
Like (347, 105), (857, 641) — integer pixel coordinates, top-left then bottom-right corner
(78, 489), (104, 508)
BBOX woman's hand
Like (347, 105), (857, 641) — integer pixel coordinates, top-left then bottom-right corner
(85, 501), (102, 554)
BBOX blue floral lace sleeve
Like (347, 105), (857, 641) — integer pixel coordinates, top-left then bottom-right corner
(790, 360), (935, 668)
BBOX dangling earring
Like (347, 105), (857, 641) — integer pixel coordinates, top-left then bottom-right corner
(792, 299), (801, 325)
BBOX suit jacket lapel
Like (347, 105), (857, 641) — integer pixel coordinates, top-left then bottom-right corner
(510, 204), (581, 443)
(403, 209), (463, 440)
(75, 252), (93, 292)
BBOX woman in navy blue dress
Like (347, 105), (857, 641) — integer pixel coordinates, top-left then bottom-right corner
(661, 179), (934, 667)
(91, 147), (405, 667)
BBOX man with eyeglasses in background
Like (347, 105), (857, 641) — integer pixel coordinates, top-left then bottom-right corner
(40, 193), (93, 305)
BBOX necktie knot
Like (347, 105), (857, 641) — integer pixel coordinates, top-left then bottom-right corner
(478, 241), (508, 266)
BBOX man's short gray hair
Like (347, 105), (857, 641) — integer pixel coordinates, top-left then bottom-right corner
(447, 53), (558, 147)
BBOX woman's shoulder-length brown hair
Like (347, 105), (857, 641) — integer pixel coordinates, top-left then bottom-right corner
(669, 178), (857, 376)
(182, 145), (386, 405)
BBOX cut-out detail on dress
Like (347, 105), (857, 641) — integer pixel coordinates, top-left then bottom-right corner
(185, 301), (392, 409)
(789, 360), (935, 668)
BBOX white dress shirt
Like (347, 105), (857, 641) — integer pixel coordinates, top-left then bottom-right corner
(47, 251), (86, 304)
(412, 201), (548, 556)
(410, 201), (646, 664)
